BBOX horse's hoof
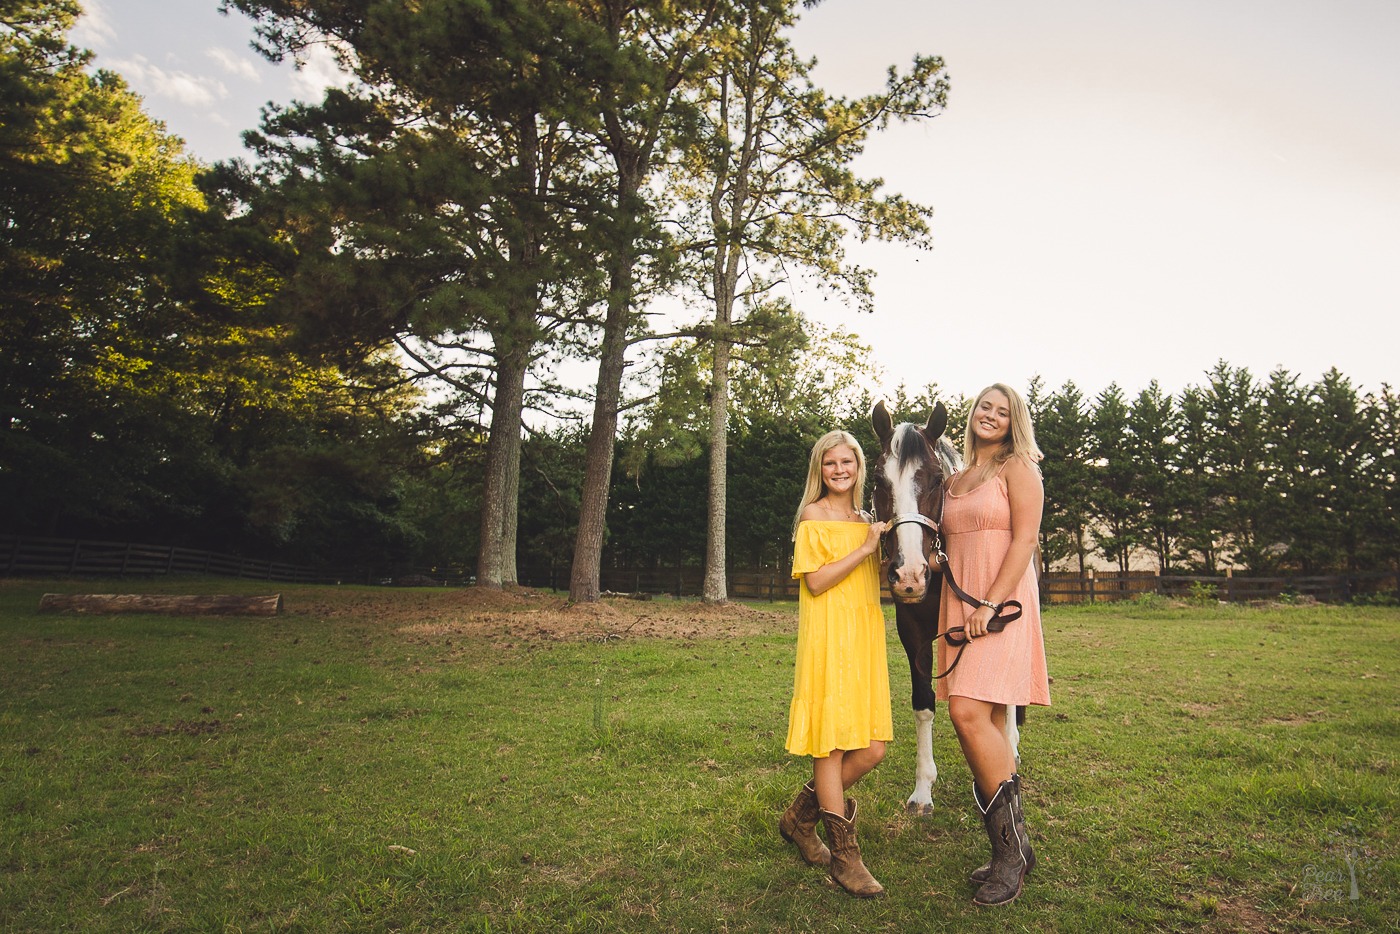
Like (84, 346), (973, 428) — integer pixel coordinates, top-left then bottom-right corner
(905, 802), (934, 817)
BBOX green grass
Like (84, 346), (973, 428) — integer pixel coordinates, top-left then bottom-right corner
(1, 579), (1396, 932)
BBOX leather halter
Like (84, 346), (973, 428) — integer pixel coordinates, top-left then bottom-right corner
(886, 511), (941, 545)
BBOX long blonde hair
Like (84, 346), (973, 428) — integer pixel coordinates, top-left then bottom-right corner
(962, 383), (1044, 467)
(792, 430), (867, 538)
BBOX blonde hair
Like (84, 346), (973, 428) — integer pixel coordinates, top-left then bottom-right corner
(962, 383), (1044, 467)
(792, 430), (867, 538)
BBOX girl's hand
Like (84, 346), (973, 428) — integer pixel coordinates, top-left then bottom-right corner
(863, 520), (889, 555)
(966, 603), (996, 638)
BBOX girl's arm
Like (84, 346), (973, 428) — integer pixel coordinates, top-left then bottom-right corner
(802, 518), (888, 597)
(965, 456), (1043, 637)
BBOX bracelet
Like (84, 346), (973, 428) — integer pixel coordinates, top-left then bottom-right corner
(978, 599), (1000, 611)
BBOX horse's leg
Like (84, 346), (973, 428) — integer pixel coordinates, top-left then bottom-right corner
(1003, 705), (1021, 770)
(896, 604), (938, 815)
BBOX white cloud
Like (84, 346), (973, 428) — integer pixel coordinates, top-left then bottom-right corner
(73, 0), (116, 46)
(112, 54), (229, 108)
(287, 41), (357, 100)
(206, 46), (261, 83)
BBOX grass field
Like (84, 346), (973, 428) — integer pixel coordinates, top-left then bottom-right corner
(1, 578), (1395, 932)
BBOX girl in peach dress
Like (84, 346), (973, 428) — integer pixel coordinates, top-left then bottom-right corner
(936, 383), (1051, 907)
(778, 430), (891, 898)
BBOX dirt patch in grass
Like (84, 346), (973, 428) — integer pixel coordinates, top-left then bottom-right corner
(286, 585), (795, 644)
(1261, 709), (1327, 725)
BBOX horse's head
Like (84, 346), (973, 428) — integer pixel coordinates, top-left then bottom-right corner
(871, 400), (955, 603)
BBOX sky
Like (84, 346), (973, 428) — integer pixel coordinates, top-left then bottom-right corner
(72, 0), (1400, 404)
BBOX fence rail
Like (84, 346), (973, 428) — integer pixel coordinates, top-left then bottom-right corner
(4, 535), (1395, 605)
(1041, 569), (1398, 604)
(2, 535), (339, 582)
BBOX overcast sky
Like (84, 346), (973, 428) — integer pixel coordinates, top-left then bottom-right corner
(74, 0), (1400, 404)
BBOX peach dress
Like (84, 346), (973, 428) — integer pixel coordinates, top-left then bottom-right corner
(785, 521), (894, 757)
(934, 466), (1051, 707)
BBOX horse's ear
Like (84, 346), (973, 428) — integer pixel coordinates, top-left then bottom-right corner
(921, 402), (948, 443)
(872, 400), (894, 446)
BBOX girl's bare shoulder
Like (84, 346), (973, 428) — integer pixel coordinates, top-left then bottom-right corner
(1003, 453), (1043, 484)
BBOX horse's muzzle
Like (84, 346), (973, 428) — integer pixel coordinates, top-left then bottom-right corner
(889, 561), (932, 602)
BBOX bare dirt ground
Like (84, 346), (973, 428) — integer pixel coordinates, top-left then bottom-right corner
(283, 584), (796, 644)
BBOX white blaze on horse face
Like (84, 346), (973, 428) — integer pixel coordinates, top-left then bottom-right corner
(883, 430), (929, 597)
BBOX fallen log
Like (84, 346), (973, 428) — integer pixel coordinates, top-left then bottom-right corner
(38, 593), (283, 617)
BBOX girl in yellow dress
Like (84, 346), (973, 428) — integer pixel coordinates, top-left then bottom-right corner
(778, 429), (892, 898)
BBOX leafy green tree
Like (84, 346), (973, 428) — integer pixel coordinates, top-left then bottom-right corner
(1087, 383), (1138, 572)
(1175, 383), (1225, 572)
(516, 427), (588, 576)
(616, 304), (892, 572)
(1362, 384), (1400, 575)
(0, 3), (432, 568)
(1295, 368), (1372, 572)
(566, 0), (730, 602)
(226, 0), (611, 587)
(1, 1), (206, 535)
(1257, 367), (1316, 571)
(1029, 378), (1094, 573)
(1201, 362), (1270, 569)
(727, 416), (813, 566)
(673, 0), (947, 601)
(1125, 380), (1185, 572)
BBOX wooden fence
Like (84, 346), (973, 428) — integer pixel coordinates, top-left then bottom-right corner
(529, 564), (1397, 605)
(1036, 569), (1397, 604)
(5, 535), (1395, 604)
(518, 564), (805, 601)
(0, 535), (349, 583)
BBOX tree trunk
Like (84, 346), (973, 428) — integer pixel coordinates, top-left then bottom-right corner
(703, 330), (731, 604)
(569, 250), (635, 602)
(501, 431), (521, 586)
(702, 198), (744, 604)
(476, 343), (529, 588)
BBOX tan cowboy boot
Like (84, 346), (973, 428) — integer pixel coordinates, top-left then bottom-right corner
(778, 780), (830, 866)
(820, 800), (885, 898)
(970, 773), (1035, 884)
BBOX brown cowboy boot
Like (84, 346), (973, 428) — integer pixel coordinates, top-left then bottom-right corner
(969, 773), (1035, 884)
(820, 800), (885, 898)
(972, 778), (1028, 906)
(778, 780), (830, 866)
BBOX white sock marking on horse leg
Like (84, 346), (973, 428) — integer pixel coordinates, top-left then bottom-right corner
(1004, 704), (1021, 770)
(908, 708), (937, 809)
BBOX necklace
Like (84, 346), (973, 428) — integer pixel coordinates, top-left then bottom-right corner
(821, 498), (860, 521)
(956, 460), (995, 494)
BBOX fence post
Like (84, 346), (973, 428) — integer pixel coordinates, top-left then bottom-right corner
(1086, 569), (1095, 604)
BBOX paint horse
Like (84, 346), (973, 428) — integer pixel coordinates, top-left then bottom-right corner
(870, 401), (1022, 814)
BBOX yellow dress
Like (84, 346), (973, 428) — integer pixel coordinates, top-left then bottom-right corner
(785, 521), (893, 758)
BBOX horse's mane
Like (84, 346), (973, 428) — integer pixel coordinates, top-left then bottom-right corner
(894, 423), (963, 479)
(935, 437), (962, 476)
